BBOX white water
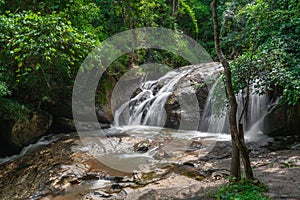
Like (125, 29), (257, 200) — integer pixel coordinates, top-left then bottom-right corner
(200, 78), (227, 133)
(236, 80), (270, 141)
(114, 67), (270, 143)
(81, 125), (230, 172)
(0, 133), (70, 165)
(114, 69), (193, 127)
(1, 65), (271, 171)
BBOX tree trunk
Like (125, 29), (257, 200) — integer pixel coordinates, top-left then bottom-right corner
(239, 123), (254, 178)
(211, 0), (254, 180)
(230, 143), (240, 180)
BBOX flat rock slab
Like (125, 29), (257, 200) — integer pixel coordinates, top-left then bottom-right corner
(111, 174), (226, 200)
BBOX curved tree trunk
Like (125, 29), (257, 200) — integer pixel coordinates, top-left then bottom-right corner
(211, 0), (254, 180)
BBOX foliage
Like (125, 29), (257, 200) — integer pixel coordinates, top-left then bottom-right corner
(223, 0), (300, 105)
(60, 0), (104, 40)
(0, 71), (10, 97)
(0, 11), (97, 105)
(0, 0), (298, 123)
(0, 98), (30, 122)
(214, 179), (270, 200)
(0, 66), (30, 122)
(178, 0), (199, 36)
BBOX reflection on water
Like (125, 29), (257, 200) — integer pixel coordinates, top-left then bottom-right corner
(80, 125), (230, 173)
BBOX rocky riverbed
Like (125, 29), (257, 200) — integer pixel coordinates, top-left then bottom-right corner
(0, 129), (300, 200)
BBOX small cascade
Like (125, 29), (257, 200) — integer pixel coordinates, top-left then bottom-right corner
(237, 89), (271, 141)
(114, 68), (193, 127)
(0, 133), (70, 165)
(200, 78), (269, 139)
(200, 78), (227, 133)
(237, 90), (268, 132)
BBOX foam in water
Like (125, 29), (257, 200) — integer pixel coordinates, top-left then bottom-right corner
(1, 65), (271, 170)
(0, 133), (70, 165)
(114, 66), (270, 142)
(200, 78), (227, 133)
(114, 68), (193, 126)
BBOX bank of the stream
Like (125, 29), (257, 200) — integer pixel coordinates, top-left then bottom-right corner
(0, 128), (299, 200)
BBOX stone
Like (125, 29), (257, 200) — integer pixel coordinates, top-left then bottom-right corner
(0, 110), (52, 156)
(164, 63), (223, 130)
(47, 96), (73, 119)
(263, 100), (300, 136)
(291, 143), (300, 150)
(48, 117), (76, 133)
(97, 108), (113, 124)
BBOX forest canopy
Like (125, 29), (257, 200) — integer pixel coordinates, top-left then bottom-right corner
(0, 0), (299, 121)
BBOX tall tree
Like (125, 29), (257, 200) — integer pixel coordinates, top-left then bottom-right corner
(211, 0), (254, 180)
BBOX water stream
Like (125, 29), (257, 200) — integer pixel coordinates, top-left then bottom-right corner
(114, 68), (193, 126)
(0, 65), (274, 200)
(0, 133), (70, 165)
(1, 65), (270, 171)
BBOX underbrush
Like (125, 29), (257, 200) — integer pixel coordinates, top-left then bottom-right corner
(214, 178), (270, 200)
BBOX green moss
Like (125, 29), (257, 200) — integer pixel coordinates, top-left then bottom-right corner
(214, 178), (270, 200)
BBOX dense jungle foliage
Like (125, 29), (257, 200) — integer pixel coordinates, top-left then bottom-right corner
(0, 0), (299, 121)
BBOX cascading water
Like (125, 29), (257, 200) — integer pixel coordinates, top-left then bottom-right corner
(114, 68), (193, 127)
(0, 133), (70, 165)
(200, 78), (227, 133)
(1, 63), (272, 174)
(201, 77), (270, 140)
(236, 82), (270, 141)
(114, 66), (270, 141)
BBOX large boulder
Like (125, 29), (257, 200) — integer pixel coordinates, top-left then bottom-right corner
(47, 95), (73, 119)
(263, 100), (300, 136)
(110, 69), (143, 115)
(0, 110), (52, 157)
(114, 63), (223, 129)
(164, 63), (223, 129)
(47, 89), (114, 133)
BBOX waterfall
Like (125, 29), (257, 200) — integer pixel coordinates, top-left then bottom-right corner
(236, 83), (269, 140)
(195, 75), (270, 140)
(200, 78), (227, 133)
(114, 66), (270, 140)
(114, 68), (193, 127)
(237, 90), (268, 131)
(200, 77), (269, 139)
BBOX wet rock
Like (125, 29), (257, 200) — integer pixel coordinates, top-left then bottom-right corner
(164, 63), (223, 130)
(119, 174), (226, 200)
(133, 139), (168, 154)
(182, 162), (196, 167)
(263, 100), (300, 136)
(291, 143), (300, 150)
(0, 110), (52, 157)
(49, 117), (76, 133)
(175, 164), (206, 180)
(1, 127), (299, 200)
(266, 136), (296, 150)
(131, 88), (143, 99)
(111, 70), (144, 115)
(0, 134), (135, 200)
(97, 108), (113, 124)
(199, 169), (215, 177)
(88, 191), (113, 198)
(134, 141), (151, 153)
(0, 136), (75, 199)
(109, 184), (123, 193)
(211, 170), (230, 179)
(199, 141), (232, 161)
(186, 141), (203, 152)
